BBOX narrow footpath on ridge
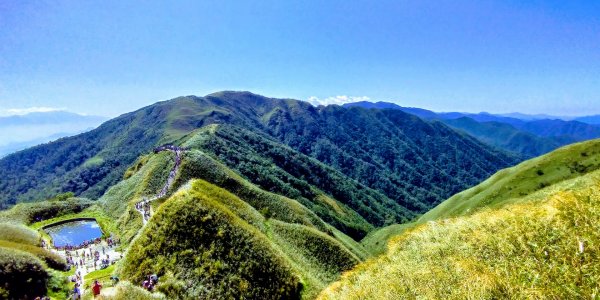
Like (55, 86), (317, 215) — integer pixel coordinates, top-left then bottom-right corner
(135, 145), (185, 225)
(94, 146), (186, 297)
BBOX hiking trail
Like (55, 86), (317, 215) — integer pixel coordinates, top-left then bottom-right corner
(135, 145), (185, 225)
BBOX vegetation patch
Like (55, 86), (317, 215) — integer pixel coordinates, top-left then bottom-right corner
(0, 247), (49, 299)
(0, 196), (94, 225)
(0, 240), (66, 270)
(0, 222), (41, 245)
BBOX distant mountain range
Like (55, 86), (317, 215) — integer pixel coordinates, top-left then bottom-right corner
(344, 101), (600, 157)
(0, 111), (107, 157)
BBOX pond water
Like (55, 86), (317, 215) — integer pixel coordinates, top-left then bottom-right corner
(45, 220), (102, 247)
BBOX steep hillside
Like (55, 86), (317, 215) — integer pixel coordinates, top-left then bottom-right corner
(319, 141), (600, 299)
(120, 180), (305, 300)
(421, 139), (600, 222)
(180, 125), (408, 235)
(118, 178), (362, 299)
(261, 102), (518, 211)
(0, 92), (517, 217)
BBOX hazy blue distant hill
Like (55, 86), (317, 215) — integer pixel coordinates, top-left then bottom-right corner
(0, 111), (106, 126)
(0, 111), (107, 157)
(345, 101), (600, 157)
(0, 132), (89, 158)
(343, 101), (525, 125)
(516, 119), (600, 140)
(575, 115), (600, 125)
(443, 117), (564, 158)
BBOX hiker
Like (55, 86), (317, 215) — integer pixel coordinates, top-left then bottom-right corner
(92, 280), (102, 297)
(72, 283), (81, 300)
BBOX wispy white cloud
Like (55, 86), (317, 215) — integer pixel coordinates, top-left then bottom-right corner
(0, 107), (64, 117)
(306, 95), (371, 106)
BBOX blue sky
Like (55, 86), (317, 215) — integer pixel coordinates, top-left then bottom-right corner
(1, 0), (599, 117)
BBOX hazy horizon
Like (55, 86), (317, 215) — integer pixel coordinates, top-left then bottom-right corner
(0, 90), (597, 119)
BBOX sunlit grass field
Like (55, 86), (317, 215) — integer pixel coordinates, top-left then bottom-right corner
(320, 167), (600, 299)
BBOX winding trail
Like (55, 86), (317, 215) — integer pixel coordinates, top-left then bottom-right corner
(135, 145), (185, 225)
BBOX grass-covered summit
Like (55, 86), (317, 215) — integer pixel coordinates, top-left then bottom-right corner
(319, 139), (600, 299)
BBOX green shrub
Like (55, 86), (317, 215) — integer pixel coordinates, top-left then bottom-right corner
(0, 223), (40, 245)
(103, 281), (167, 300)
(0, 240), (67, 270)
(0, 247), (49, 299)
(0, 198), (94, 225)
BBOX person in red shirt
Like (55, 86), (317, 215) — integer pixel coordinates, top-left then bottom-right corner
(92, 280), (102, 298)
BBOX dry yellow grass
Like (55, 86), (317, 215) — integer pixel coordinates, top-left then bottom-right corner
(319, 170), (600, 299)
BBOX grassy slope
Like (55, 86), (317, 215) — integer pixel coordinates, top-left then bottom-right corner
(0, 246), (49, 299)
(319, 168), (600, 299)
(98, 143), (367, 298)
(121, 180), (340, 299)
(99, 151), (175, 245)
(361, 139), (600, 255)
(0, 197), (94, 225)
(359, 223), (416, 256)
(420, 139), (600, 222)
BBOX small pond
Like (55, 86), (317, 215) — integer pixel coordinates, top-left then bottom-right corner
(44, 220), (103, 248)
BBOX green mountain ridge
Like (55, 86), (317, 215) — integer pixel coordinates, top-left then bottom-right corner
(0, 91), (517, 217)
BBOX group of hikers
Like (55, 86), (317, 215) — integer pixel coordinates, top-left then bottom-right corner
(55, 236), (116, 251)
(136, 200), (152, 221)
(157, 145), (184, 198)
(66, 146), (178, 299)
(64, 240), (118, 271)
(153, 144), (186, 153)
(71, 279), (103, 299)
(142, 274), (159, 291)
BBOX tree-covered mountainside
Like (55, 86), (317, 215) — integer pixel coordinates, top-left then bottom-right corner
(319, 139), (600, 300)
(345, 101), (600, 158)
(0, 91), (518, 215)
